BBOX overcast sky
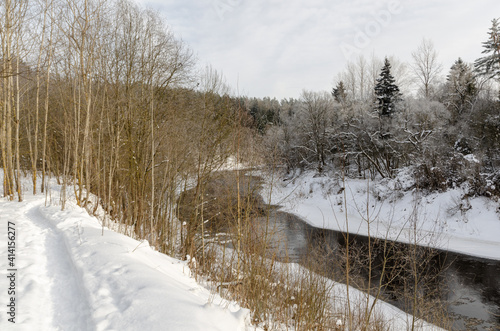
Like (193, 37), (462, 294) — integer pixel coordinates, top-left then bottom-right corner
(136, 0), (499, 100)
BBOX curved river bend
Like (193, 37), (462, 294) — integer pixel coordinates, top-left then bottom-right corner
(257, 210), (500, 331)
(180, 172), (500, 330)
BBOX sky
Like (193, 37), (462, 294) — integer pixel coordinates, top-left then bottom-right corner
(135, 0), (500, 100)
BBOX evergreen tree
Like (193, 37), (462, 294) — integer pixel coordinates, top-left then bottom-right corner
(475, 18), (500, 79)
(374, 58), (402, 117)
(446, 58), (477, 116)
(332, 81), (347, 104)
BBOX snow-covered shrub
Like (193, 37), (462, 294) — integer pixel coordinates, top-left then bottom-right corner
(484, 172), (500, 198)
(414, 149), (500, 200)
(414, 163), (447, 192)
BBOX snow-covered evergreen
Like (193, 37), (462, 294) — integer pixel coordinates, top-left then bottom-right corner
(374, 58), (402, 117)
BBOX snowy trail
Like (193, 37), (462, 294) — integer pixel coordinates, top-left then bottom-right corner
(22, 202), (95, 330)
(0, 193), (249, 331)
(0, 198), (93, 330)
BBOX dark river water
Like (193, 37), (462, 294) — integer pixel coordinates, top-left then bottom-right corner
(256, 210), (500, 331)
(181, 172), (500, 330)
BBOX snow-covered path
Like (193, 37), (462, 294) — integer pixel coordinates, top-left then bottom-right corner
(0, 193), (249, 331)
(19, 201), (94, 330)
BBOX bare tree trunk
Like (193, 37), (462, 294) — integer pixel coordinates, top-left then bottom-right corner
(41, 12), (54, 193)
(2, 0), (15, 199)
(14, 42), (22, 201)
(31, 4), (48, 195)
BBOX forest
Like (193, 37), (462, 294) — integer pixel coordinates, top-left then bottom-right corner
(1, 0), (500, 329)
(260, 46), (500, 192)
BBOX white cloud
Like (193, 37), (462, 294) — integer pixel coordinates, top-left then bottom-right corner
(137, 0), (500, 99)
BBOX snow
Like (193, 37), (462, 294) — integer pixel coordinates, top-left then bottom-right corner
(215, 156), (249, 172)
(0, 169), (468, 330)
(263, 168), (500, 261)
(0, 183), (250, 330)
(463, 154), (480, 163)
(274, 261), (445, 331)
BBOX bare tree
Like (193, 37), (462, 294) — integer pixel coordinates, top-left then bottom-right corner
(1, 0), (15, 199)
(337, 55), (376, 103)
(299, 90), (335, 174)
(411, 38), (443, 99)
(13, 0), (30, 202)
(0, 0), (29, 201)
(41, 0), (56, 194)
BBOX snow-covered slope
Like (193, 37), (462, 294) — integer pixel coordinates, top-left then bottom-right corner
(0, 189), (249, 331)
(0, 172), (455, 331)
(264, 169), (500, 260)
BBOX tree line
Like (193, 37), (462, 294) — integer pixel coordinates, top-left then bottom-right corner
(259, 21), (500, 199)
(0, 0), (257, 257)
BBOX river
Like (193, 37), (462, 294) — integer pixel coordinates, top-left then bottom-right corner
(256, 210), (500, 331)
(179, 171), (500, 330)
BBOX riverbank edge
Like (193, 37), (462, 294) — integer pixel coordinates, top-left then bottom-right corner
(259, 169), (500, 261)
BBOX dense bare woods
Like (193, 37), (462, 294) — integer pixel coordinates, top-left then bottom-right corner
(0, 0), (245, 258)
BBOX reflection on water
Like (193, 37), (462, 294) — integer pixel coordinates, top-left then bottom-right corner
(446, 255), (500, 330)
(255, 210), (500, 331)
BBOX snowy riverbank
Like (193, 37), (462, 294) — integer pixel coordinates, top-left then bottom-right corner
(263, 168), (500, 261)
